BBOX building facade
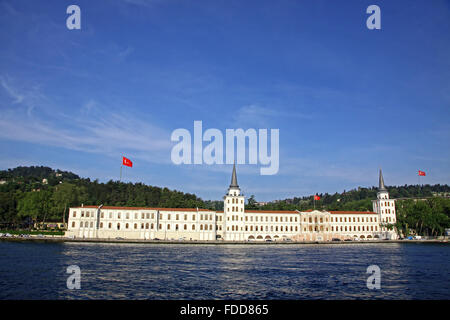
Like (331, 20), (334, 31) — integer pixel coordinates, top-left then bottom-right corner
(65, 166), (398, 241)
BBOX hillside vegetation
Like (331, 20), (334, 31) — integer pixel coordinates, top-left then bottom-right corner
(1, 166), (449, 236)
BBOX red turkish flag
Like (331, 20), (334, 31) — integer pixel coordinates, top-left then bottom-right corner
(122, 157), (133, 167)
(314, 195), (320, 200)
(418, 170), (426, 176)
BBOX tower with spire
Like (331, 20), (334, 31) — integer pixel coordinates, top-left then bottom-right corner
(372, 169), (398, 239)
(223, 163), (246, 241)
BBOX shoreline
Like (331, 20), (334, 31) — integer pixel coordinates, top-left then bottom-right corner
(1, 236), (448, 245)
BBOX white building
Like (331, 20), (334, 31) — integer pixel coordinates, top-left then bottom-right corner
(65, 165), (398, 241)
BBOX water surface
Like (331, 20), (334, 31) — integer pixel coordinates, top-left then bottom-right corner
(0, 241), (449, 299)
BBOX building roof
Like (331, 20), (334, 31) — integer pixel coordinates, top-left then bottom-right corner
(303, 209), (377, 214)
(329, 210), (377, 215)
(245, 210), (299, 214)
(379, 169), (387, 191)
(73, 206), (376, 215)
(73, 205), (214, 212)
(229, 162), (239, 189)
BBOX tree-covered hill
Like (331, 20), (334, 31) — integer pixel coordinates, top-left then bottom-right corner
(1, 166), (449, 236)
(0, 166), (208, 226)
(247, 184), (450, 212)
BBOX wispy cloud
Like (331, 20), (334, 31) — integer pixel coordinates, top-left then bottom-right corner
(0, 77), (173, 164)
(0, 76), (24, 104)
(232, 104), (312, 128)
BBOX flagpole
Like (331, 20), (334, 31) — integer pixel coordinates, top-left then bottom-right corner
(120, 155), (123, 182)
(418, 172), (420, 198)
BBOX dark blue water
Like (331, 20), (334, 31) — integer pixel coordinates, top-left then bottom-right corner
(0, 241), (449, 299)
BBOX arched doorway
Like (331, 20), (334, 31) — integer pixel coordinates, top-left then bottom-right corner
(256, 235), (263, 240)
(248, 235), (255, 241)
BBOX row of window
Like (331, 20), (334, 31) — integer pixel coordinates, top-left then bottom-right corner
(74, 221), (216, 231)
(329, 216), (377, 223)
(227, 215), (299, 223)
(227, 225), (299, 232)
(227, 198), (244, 204)
(74, 221), (378, 233)
(331, 225), (377, 232)
(227, 206), (244, 212)
(73, 211), (216, 221)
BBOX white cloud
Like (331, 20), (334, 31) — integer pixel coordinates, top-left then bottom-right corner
(0, 77), (173, 165)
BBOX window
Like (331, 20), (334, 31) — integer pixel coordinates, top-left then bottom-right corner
(73, 212), (77, 217)
(108, 223), (112, 229)
(125, 223), (129, 229)
(117, 223), (121, 230)
(100, 222), (103, 228)
(72, 222), (75, 228)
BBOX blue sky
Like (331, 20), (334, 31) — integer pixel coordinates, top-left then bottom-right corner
(1, 0), (449, 201)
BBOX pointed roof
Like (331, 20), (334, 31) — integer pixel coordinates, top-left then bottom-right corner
(379, 169), (387, 191)
(229, 163), (239, 188)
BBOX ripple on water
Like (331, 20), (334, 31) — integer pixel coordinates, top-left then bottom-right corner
(0, 242), (449, 299)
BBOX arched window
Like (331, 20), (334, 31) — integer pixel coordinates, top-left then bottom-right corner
(192, 224), (195, 230)
(125, 223), (129, 229)
(117, 223), (121, 230)
(72, 222), (75, 228)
